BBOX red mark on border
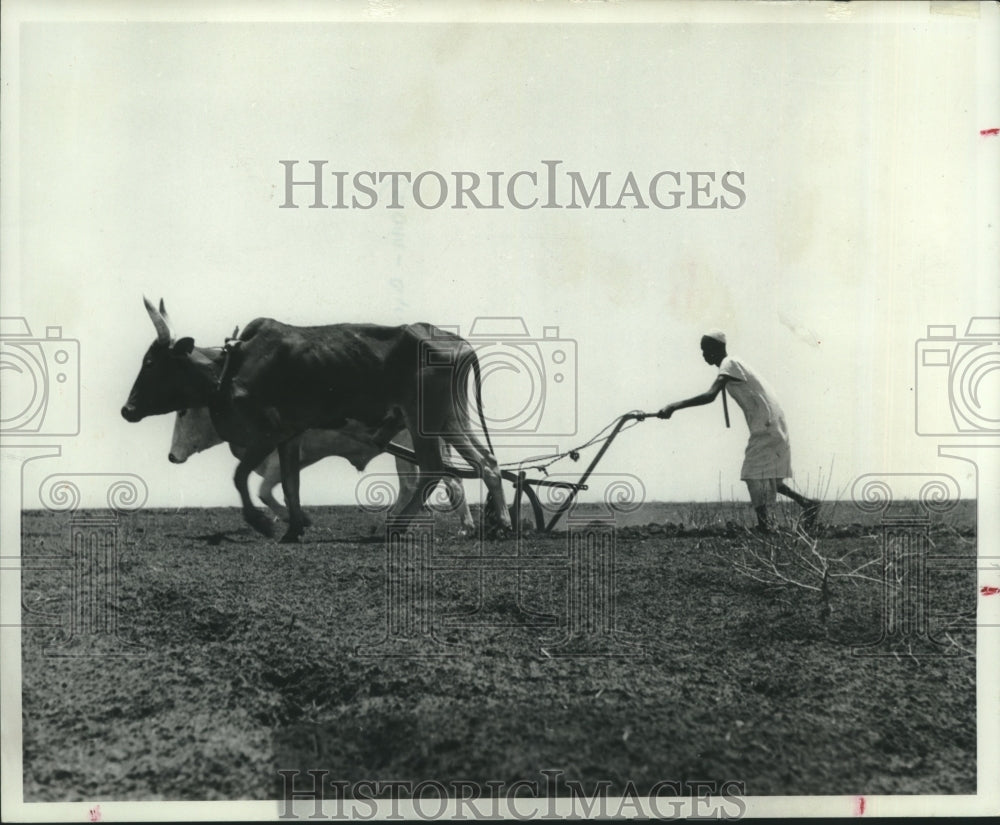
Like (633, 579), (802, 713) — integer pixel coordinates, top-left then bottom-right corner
(981, 128), (1000, 137)
(855, 796), (866, 816)
(982, 586), (1000, 597)
(89, 805), (102, 822)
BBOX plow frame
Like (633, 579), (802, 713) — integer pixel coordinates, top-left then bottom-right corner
(383, 412), (648, 533)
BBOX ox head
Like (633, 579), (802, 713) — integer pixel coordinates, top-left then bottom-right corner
(121, 298), (209, 422)
(169, 407), (224, 463)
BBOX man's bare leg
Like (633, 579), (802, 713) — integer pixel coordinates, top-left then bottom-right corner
(754, 505), (773, 533)
(777, 482), (820, 528)
(746, 479), (778, 534)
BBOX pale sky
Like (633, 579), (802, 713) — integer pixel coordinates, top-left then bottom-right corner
(3, 1), (998, 513)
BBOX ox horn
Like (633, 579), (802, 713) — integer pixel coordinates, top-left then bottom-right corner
(158, 299), (175, 339)
(143, 296), (171, 344)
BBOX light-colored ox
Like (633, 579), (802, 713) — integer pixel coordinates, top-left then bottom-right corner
(169, 407), (475, 535)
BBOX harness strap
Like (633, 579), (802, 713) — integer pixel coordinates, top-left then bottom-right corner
(217, 326), (241, 390)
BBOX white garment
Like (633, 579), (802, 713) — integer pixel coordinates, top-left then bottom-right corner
(718, 356), (792, 480)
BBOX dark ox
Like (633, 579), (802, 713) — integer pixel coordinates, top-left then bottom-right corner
(121, 298), (510, 542)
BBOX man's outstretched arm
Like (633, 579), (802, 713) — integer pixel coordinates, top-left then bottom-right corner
(659, 375), (730, 419)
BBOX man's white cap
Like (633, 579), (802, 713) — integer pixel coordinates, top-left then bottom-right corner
(702, 329), (727, 344)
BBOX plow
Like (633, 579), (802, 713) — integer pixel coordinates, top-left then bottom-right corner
(384, 411), (663, 533)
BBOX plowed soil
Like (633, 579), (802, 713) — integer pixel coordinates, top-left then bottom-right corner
(19, 501), (977, 801)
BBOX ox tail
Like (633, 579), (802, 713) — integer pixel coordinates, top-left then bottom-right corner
(470, 350), (495, 458)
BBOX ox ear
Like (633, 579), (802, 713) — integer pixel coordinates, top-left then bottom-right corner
(171, 337), (195, 357)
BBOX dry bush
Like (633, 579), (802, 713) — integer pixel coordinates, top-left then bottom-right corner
(715, 524), (885, 624)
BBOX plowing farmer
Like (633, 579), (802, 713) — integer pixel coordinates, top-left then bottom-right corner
(657, 330), (820, 532)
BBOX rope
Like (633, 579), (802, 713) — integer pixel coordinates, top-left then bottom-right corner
(437, 411), (650, 476)
(495, 409), (650, 474)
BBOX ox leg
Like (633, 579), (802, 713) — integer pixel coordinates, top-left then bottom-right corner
(390, 456), (419, 520)
(444, 476), (475, 538)
(256, 454), (291, 523)
(395, 435), (448, 528)
(446, 434), (512, 534)
(393, 450), (473, 537)
(235, 444), (277, 538)
(277, 435), (307, 543)
(256, 459), (311, 526)
(257, 477), (289, 522)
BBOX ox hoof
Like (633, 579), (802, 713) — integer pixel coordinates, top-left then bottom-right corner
(279, 524), (305, 544)
(246, 511), (276, 538)
(484, 524), (513, 541)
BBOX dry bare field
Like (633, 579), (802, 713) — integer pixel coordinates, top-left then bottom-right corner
(20, 500), (977, 801)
